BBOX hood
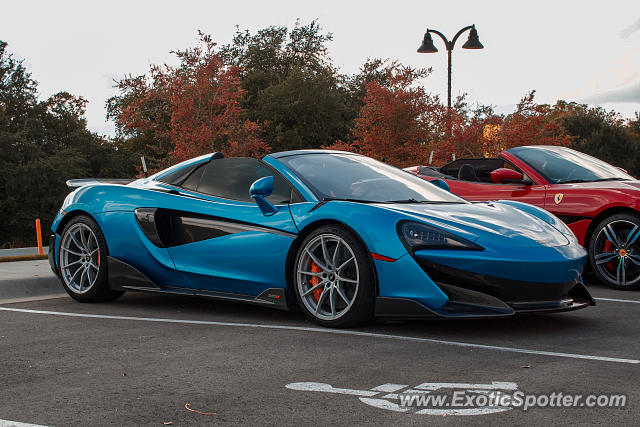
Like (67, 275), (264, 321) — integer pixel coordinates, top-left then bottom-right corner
(623, 181), (640, 190)
(602, 180), (640, 192)
(558, 180), (640, 192)
(381, 201), (569, 249)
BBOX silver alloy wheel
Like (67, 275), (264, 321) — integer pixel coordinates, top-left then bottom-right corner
(59, 223), (100, 294)
(296, 234), (360, 321)
(594, 219), (640, 287)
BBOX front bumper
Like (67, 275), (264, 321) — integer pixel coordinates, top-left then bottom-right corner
(375, 259), (594, 319)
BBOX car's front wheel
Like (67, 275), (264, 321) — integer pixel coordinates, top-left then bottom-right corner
(58, 215), (124, 302)
(589, 212), (640, 290)
(293, 225), (375, 327)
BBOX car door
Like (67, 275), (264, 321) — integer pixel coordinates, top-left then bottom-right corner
(161, 157), (300, 296)
(448, 180), (547, 207)
(446, 160), (547, 209)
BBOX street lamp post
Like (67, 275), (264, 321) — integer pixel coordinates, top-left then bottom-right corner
(417, 25), (484, 109)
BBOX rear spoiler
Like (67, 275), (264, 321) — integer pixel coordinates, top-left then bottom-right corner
(66, 178), (134, 190)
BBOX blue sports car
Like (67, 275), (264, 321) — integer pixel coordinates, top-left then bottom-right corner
(49, 150), (594, 327)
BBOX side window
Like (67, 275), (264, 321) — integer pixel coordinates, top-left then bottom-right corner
(501, 160), (531, 183)
(255, 164), (298, 204)
(157, 162), (203, 186)
(195, 157), (293, 204)
(181, 164), (206, 191)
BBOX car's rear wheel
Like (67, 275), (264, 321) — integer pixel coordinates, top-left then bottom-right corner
(293, 225), (375, 327)
(58, 215), (124, 302)
(589, 213), (640, 290)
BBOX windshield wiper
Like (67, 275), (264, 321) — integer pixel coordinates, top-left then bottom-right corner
(591, 177), (631, 182)
(387, 198), (421, 203)
(322, 197), (385, 204)
(387, 199), (462, 204)
(387, 198), (428, 203)
(322, 197), (462, 204)
(560, 177), (630, 184)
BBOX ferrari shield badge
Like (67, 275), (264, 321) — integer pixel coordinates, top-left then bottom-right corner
(554, 193), (564, 204)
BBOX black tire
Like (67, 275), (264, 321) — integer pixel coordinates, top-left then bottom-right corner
(589, 212), (640, 290)
(293, 224), (375, 327)
(58, 215), (125, 302)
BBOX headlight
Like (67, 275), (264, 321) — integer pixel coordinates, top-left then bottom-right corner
(397, 221), (483, 252)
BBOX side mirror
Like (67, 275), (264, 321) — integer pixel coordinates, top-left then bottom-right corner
(250, 176), (278, 216)
(490, 168), (524, 184)
(430, 178), (450, 192)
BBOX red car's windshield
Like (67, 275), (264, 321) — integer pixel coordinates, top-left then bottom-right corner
(509, 146), (634, 184)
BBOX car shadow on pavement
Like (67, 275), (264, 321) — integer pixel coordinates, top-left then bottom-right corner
(379, 312), (595, 341)
(84, 290), (599, 344)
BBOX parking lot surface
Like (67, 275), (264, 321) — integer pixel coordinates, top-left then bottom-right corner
(1, 274), (638, 426)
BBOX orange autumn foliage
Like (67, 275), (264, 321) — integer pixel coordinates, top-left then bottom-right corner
(112, 33), (268, 168)
(328, 63), (571, 168)
(326, 64), (445, 167)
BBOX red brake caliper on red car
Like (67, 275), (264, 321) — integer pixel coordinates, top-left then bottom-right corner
(309, 262), (323, 302)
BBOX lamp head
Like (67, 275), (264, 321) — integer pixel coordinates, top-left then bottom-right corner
(462, 25), (484, 49)
(417, 31), (438, 53)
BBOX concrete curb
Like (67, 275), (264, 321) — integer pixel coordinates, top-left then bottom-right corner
(0, 246), (49, 257)
(0, 277), (66, 303)
(0, 254), (49, 263)
(0, 260), (66, 303)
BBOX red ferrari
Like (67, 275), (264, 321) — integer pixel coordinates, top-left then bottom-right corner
(406, 145), (640, 290)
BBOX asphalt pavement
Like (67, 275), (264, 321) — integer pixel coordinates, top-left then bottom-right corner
(0, 266), (638, 426)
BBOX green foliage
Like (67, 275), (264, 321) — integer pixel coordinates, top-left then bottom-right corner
(106, 71), (175, 172)
(246, 66), (349, 151)
(220, 21), (352, 151)
(554, 101), (640, 176)
(221, 20), (333, 78)
(0, 40), (136, 247)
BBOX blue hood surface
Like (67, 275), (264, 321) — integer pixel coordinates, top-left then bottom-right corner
(380, 201), (569, 249)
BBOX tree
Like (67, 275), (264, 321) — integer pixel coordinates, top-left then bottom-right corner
(555, 101), (640, 176)
(444, 91), (573, 162)
(0, 40), (133, 247)
(108, 33), (267, 169)
(221, 21), (352, 152)
(0, 40), (38, 133)
(496, 91), (572, 151)
(326, 63), (443, 167)
(168, 34), (267, 160)
(446, 94), (499, 159)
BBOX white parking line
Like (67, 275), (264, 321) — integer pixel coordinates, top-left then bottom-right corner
(596, 297), (640, 304)
(0, 420), (48, 427)
(1, 306), (638, 365)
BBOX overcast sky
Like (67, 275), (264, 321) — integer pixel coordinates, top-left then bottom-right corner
(4, 0), (640, 136)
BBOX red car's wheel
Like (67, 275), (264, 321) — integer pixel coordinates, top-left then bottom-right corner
(589, 213), (640, 290)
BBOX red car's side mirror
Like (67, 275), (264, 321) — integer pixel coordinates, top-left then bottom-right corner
(491, 168), (524, 184)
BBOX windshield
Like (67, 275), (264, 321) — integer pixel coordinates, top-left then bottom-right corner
(509, 146), (634, 184)
(278, 153), (467, 203)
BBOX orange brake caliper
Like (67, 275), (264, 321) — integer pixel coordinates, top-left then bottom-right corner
(310, 262), (323, 302)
